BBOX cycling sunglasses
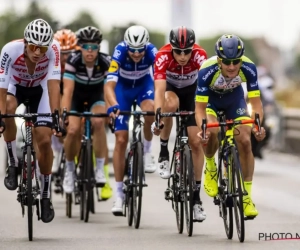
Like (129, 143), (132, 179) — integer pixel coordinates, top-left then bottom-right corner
(127, 45), (146, 53)
(220, 58), (242, 66)
(28, 43), (49, 53)
(172, 47), (193, 55)
(81, 44), (99, 51)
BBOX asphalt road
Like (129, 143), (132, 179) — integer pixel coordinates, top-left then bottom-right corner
(0, 128), (300, 250)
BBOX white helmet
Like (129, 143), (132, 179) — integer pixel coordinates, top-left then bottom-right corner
(24, 19), (53, 46)
(124, 25), (149, 48)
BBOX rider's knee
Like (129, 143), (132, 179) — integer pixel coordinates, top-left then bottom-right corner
(236, 133), (252, 151)
(66, 125), (81, 138)
(92, 118), (104, 130)
(164, 96), (178, 112)
(115, 133), (128, 148)
(6, 98), (17, 113)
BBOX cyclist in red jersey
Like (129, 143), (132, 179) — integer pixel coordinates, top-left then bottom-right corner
(152, 26), (207, 222)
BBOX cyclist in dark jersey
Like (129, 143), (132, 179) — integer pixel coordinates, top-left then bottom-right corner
(61, 26), (111, 195)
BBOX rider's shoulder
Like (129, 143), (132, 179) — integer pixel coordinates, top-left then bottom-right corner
(200, 56), (218, 69)
(1, 39), (23, 53)
(66, 50), (82, 65)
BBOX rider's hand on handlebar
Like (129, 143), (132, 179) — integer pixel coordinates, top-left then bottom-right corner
(197, 130), (210, 145)
(151, 121), (164, 136)
(107, 104), (120, 118)
(252, 126), (266, 141)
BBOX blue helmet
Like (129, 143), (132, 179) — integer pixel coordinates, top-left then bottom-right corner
(215, 34), (244, 59)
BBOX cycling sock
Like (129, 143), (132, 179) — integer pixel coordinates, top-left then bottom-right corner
(65, 160), (75, 172)
(51, 135), (63, 151)
(244, 181), (252, 198)
(5, 140), (18, 167)
(160, 138), (169, 157)
(143, 139), (152, 154)
(96, 158), (105, 171)
(205, 156), (216, 171)
(115, 181), (124, 199)
(193, 181), (201, 201)
(40, 174), (51, 199)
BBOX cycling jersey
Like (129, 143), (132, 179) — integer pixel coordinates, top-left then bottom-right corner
(107, 41), (157, 131)
(64, 50), (111, 111)
(153, 43), (207, 88)
(196, 55), (260, 120)
(0, 39), (61, 126)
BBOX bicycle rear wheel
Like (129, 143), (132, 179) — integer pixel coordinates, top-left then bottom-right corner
(218, 150), (233, 240)
(26, 146), (33, 241)
(231, 146), (245, 242)
(171, 150), (184, 234)
(79, 146), (86, 221)
(66, 194), (72, 218)
(126, 152), (134, 226)
(182, 145), (194, 236)
(133, 142), (144, 229)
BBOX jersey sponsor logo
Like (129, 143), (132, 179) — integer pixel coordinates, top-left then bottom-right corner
(108, 60), (119, 73)
(167, 71), (197, 81)
(241, 64), (256, 77)
(35, 65), (48, 71)
(52, 44), (60, 67)
(236, 108), (246, 115)
(250, 81), (258, 88)
(197, 86), (207, 92)
(155, 73), (164, 79)
(202, 66), (218, 81)
(194, 51), (206, 66)
(113, 49), (121, 59)
(151, 47), (158, 57)
(0, 52), (9, 74)
(5, 58), (12, 75)
(155, 54), (168, 70)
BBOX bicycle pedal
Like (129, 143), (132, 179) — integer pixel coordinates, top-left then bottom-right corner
(193, 219), (204, 223)
(143, 184), (148, 187)
(244, 216), (256, 221)
(96, 183), (105, 188)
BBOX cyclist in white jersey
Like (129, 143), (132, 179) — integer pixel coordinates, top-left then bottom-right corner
(0, 19), (62, 223)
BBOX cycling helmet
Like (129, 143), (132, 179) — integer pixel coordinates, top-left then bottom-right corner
(76, 26), (102, 44)
(169, 26), (195, 49)
(54, 29), (77, 51)
(215, 34), (245, 59)
(24, 19), (53, 46)
(124, 25), (149, 48)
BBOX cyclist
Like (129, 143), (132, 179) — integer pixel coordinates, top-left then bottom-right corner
(52, 29), (77, 176)
(61, 26), (110, 194)
(195, 34), (266, 218)
(151, 26), (207, 222)
(0, 19), (62, 223)
(105, 25), (157, 215)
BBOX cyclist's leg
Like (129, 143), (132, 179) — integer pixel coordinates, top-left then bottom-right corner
(111, 83), (133, 215)
(32, 85), (55, 223)
(63, 94), (82, 194)
(90, 101), (107, 186)
(3, 84), (19, 190)
(157, 83), (179, 179)
(229, 93), (258, 217)
(137, 75), (156, 173)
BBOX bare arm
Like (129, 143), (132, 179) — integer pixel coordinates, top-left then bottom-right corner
(154, 79), (166, 113)
(47, 79), (61, 112)
(61, 78), (75, 112)
(249, 96), (264, 123)
(0, 88), (7, 114)
(195, 101), (208, 130)
(104, 81), (117, 107)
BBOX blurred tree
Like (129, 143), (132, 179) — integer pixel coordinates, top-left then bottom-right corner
(64, 11), (100, 33)
(0, 1), (58, 48)
(148, 31), (165, 50)
(198, 35), (259, 64)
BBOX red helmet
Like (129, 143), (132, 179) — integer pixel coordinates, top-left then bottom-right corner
(169, 26), (195, 49)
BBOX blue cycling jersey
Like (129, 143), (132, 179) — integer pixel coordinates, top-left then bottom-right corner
(106, 41), (157, 86)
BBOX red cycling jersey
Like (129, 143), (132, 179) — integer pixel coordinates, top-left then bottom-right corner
(154, 43), (207, 88)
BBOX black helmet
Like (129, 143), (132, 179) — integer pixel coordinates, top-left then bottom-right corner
(76, 26), (102, 44)
(169, 26), (195, 49)
(215, 34), (244, 59)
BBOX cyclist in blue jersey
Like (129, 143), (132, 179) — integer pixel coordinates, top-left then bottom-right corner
(105, 25), (157, 215)
(195, 34), (266, 218)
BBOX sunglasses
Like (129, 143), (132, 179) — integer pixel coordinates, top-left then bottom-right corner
(127, 46), (145, 53)
(220, 58), (242, 66)
(172, 47), (193, 55)
(28, 43), (49, 53)
(81, 44), (99, 51)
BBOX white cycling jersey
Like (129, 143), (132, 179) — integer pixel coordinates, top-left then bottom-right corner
(0, 39), (61, 89)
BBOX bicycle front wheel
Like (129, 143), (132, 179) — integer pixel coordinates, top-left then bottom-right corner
(26, 146), (33, 241)
(84, 140), (93, 223)
(231, 146), (245, 242)
(133, 142), (144, 229)
(183, 145), (194, 236)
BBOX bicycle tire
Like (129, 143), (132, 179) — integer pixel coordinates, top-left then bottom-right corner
(231, 146), (245, 242)
(133, 142), (143, 229)
(66, 194), (72, 218)
(182, 145), (194, 236)
(84, 140), (93, 223)
(79, 147), (86, 221)
(172, 150), (184, 234)
(126, 153), (134, 226)
(26, 145), (33, 241)
(218, 149), (233, 240)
